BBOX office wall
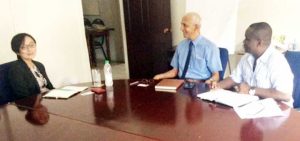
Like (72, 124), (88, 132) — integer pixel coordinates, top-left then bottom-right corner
(170, 0), (239, 54)
(236, 0), (300, 52)
(0, 0), (92, 87)
(171, 0), (300, 53)
(170, 0), (186, 46)
(0, 1), (14, 62)
(187, 0), (238, 54)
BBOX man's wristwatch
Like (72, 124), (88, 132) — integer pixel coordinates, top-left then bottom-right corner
(249, 87), (256, 96)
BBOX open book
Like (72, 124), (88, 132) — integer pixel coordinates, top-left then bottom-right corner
(155, 79), (184, 92)
(43, 86), (88, 99)
(197, 89), (259, 107)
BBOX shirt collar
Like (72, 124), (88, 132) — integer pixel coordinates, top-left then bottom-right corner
(257, 45), (275, 64)
(190, 35), (203, 46)
(246, 45), (274, 64)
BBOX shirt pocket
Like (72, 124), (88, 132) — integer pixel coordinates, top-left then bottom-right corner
(193, 55), (206, 73)
(255, 72), (271, 88)
(242, 69), (253, 84)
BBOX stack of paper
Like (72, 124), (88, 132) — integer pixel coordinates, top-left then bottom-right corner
(43, 86), (88, 99)
(197, 89), (284, 119)
(197, 89), (259, 107)
(234, 98), (283, 119)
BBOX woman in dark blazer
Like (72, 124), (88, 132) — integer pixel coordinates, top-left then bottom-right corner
(8, 33), (54, 100)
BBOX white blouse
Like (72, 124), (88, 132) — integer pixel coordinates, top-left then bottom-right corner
(31, 65), (48, 93)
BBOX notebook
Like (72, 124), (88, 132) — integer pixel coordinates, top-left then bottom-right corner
(155, 79), (184, 92)
(197, 89), (259, 107)
(43, 86), (88, 99)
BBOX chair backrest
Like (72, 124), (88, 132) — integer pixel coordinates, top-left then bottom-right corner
(84, 18), (92, 27)
(0, 62), (14, 105)
(285, 51), (300, 108)
(92, 18), (105, 26)
(219, 48), (229, 80)
(92, 18), (105, 45)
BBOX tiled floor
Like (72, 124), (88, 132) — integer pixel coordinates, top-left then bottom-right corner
(110, 62), (127, 80)
(95, 48), (127, 80)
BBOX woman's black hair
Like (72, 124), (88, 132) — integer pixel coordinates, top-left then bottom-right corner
(11, 33), (36, 54)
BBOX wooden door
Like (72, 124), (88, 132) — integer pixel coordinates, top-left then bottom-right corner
(123, 0), (172, 79)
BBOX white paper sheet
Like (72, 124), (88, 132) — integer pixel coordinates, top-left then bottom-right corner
(43, 86), (88, 99)
(234, 98), (283, 119)
(197, 89), (259, 107)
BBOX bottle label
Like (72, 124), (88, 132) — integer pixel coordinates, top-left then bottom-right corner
(104, 64), (113, 86)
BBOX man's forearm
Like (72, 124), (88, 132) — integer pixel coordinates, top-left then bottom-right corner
(218, 77), (236, 89)
(154, 69), (178, 80)
(255, 88), (291, 102)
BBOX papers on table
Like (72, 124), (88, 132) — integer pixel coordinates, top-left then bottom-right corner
(80, 91), (94, 96)
(234, 98), (283, 119)
(61, 86), (88, 92)
(197, 89), (259, 107)
(197, 89), (284, 119)
(43, 86), (88, 99)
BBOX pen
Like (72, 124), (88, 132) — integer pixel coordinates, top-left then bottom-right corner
(130, 81), (139, 86)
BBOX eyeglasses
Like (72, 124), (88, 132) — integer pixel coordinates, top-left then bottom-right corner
(139, 79), (154, 85)
(21, 43), (36, 50)
(129, 79), (155, 86)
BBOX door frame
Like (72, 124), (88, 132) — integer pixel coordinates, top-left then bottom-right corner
(117, 0), (130, 79)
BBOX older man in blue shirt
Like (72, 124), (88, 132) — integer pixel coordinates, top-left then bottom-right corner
(154, 12), (222, 84)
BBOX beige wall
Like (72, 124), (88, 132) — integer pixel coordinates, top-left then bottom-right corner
(170, 0), (239, 54)
(171, 0), (300, 53)
(170, 0), (186, 46)
(0, 0), (91, 87)
(236, 0), (300, 52)
(187, 0), (238, 54)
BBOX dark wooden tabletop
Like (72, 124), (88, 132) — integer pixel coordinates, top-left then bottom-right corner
(4, 79), (300, 141)
(0, 104), (155, 141)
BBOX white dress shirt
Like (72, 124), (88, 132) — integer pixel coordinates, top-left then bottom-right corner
(230, 46), (294, 107)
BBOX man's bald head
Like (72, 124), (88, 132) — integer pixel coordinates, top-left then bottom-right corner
(183, 12), (201, 27)
(181, 12), (201, 40)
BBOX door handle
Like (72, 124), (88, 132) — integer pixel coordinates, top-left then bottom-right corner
(163, 28), (171, 34)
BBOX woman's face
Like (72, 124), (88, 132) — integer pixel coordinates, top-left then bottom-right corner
(19, 36), (36, 61)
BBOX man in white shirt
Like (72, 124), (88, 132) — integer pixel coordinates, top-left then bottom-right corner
(213, 22), (294, 107)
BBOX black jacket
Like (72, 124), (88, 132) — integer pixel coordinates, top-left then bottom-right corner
(8, 59), (54, 100)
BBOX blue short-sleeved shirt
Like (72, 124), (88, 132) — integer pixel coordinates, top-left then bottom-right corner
(171, 35), (222, 80)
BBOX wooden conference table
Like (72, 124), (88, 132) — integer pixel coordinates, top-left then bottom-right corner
(3, 79), (300, 141)
(0, 104), (153, 141)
